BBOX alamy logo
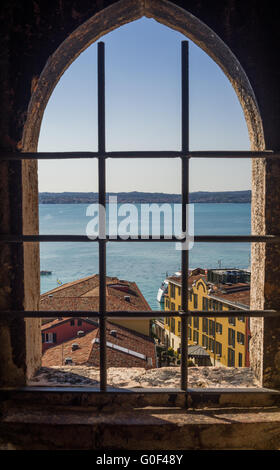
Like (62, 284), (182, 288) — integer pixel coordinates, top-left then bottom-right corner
(86, 196), (194, 251)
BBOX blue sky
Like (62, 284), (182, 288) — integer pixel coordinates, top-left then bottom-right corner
(38, 17), (251, 194)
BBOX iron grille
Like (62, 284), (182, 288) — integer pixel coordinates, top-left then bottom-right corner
(1, 41), (280, 391)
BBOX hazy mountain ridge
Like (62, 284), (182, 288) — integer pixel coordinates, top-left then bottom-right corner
(39, 190), (251, 204)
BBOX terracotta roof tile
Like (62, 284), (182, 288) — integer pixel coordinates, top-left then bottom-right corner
(42, 321), (156, 369)
(210, 289), (250, 307)
(40, 275), (151, 313)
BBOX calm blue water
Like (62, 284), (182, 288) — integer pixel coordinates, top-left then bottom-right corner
(39, 203), (251, 309)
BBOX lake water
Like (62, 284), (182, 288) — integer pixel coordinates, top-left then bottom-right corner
(39, 203), (251, 309)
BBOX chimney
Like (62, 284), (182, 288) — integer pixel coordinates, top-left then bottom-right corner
(64, 357), (73, 365)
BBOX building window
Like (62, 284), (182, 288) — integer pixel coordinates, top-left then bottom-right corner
(193, 330), (199, 344)
(216, 342), (222, 357)
(170, 283), (176, 299)
(193, 316), (199, 329)
(178, 320), (181, 336)
(193, 293), (198, 309)
(202, 297), (208, 310)
(70, 319), (75, 326)
(228, 348), (235, 367)
(216, 322), (223, 334)
(202, 318), (208, 334)
(209, 338), (215, 353)
(238, 352), (243, 367)
(228, 317), (236, 326)
(237, 332), (245, 345)
(212, 300), (217, 311)
(238, 316), (245, 322)
(208, 319), (215, 336)
(228, 328), (236, 348)
(171, 318), (175, 333)
(43, 332), (57, 344)
(202, 335), (208, 349)
(188, 328), (192, 340)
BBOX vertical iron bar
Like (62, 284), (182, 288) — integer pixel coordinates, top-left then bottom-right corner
(214, 317), (216, 366)
(98, 42), (107, 391)
(181, 41), (189, 391)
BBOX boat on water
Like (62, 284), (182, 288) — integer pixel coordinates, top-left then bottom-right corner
(157, 271), (181, 303)
(40, 270), (52, 275)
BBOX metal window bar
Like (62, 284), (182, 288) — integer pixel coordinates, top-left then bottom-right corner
(1, 150), (280, 160)
(180, 40), (189, 390)
(1, 41), (280, 392)
(98, 42), (107, 391)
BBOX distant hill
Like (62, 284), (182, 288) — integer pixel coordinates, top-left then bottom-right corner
(39, 190), (251, 204)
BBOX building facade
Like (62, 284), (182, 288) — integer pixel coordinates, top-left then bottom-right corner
(41, 317), (98, 352)
(164, 269), (250, 367)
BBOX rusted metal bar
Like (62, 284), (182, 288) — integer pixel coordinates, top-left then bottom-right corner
(98, 41), (107, 392)
(1, 150), (280, 160)
(0, 309), (278, 319)
(180, 40), (189, 391)
(1, 234), (280, 243)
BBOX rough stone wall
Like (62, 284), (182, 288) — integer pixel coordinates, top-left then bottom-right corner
(0, 0), (280, 387)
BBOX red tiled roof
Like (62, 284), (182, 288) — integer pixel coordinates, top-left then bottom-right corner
(167, 273), (206, 287)
(40, 275), (151, 313)
(210, 289), (250, 307)
(208, 282), (250, 307)
(42, 321), (156, 369)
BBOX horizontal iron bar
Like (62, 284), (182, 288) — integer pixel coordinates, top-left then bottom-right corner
(0, 150), (279, 160)
(0, 234), (186, 243)
(188, 151), (278, 159)
(106, 151), (182, 158)
(0, 151), (182, 160)
(194, 235), (280, 243)
(0, 234), (280, 243)
(0, 151), (101, 160)
(0, 309), (278, 318)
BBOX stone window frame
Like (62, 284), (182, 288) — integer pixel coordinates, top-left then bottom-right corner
(1, 0), (280, 407)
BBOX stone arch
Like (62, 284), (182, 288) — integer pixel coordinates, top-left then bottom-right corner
(20, 0), (268, 383)
(22, 0), (265, 152)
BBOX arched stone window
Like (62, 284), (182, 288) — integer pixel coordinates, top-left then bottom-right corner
(1, 0), (279, 394)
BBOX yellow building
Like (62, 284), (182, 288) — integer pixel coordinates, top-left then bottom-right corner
(164, 269), (250, 367)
